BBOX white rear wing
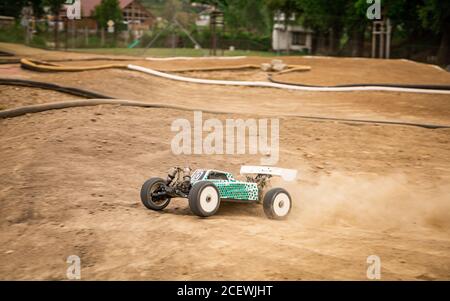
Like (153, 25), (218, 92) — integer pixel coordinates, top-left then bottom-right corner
(240, 166), (298, 182)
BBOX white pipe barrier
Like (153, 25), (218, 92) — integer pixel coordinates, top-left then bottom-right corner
(128, 64), (450, 95)
(145, 56), (247, 61)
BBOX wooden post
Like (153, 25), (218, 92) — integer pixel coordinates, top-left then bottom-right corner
(372, 20), (390, 59)
(71, 20), (76, 48)
(379, 22), (384, 58)
(385, 19), (392, 59)
(371, 23), (376, 58)
(64, 18), (68, 50)
(210, 14), (216, 56)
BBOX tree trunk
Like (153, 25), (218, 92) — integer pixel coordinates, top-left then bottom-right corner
(328, 29), (334, 55)
(329, 26), (342, 55)
(437, 20), (450, 66)
(351, 29), (358, 56)
(316, 31), (325, 55)
(351, 28), (366, 57)
(311, 32), (317, 55)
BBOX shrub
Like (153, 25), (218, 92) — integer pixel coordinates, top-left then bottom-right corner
(0, 24), (25, 43)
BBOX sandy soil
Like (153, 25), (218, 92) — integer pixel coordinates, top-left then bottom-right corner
(1, 43), (450, 280)
(0, 85), (82, 109)
(1, 45), (449, 125)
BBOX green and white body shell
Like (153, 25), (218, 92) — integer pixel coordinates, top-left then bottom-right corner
(190, 169), (259, 201)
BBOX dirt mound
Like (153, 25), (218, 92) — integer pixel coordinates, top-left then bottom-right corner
(1, 106), (449, 280)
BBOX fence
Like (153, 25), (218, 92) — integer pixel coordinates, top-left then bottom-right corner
(0, 22), (444, 65)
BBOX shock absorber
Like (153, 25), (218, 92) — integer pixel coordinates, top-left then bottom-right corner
(166, 167), (179, 185)
(181, 167), (192, 192)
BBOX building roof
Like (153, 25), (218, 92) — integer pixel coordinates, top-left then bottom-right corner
(81, 0), (134, 17)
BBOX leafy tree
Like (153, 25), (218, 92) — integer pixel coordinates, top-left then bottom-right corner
(265, 0), (301, 29)
(297, 0), (349, 55)
(93, 0), (123, 30)
(192, 0), (270, 35)
(0, 0), (26, 18)
(0, 0), (44, 19)
(266, 0), (348, 54)
(265, 0), (299, 16)
(418, 0), (450, 65)
(4, 0), (443, 62)
(343, 0), (370, 57)
(31, 0), (45, 18)
(162, 0), (182, 21)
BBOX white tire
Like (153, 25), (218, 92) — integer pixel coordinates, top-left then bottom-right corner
(263, 188), (292, 220)
(188, 181), (221, 217)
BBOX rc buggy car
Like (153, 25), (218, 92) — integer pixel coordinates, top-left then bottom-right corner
(140, 166), (297, 220)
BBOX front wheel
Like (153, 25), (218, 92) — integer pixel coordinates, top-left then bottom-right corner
(188, 181), (221, 217)
(263, 188), (292, 220)
(140, 177), (171, 211)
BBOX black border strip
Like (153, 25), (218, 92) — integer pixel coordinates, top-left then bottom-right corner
(0, 78), (114, 99)
(268, 75), (450, 91)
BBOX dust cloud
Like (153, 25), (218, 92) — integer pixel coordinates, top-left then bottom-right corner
(272, 172), (450, 230)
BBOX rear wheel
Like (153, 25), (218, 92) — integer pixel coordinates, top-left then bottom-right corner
(140, 177), (171, 211)
(263, 188), (292, 220)
(188, 181), (221, 217)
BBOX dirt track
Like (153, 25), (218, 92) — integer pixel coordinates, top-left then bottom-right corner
(1, 43), (450, 280)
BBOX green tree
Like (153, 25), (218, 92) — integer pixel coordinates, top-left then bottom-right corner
(93, 0), (123, 30)
(0, 0), (26, 18)
(162, 0), (182, 21)
(31, 0), (45, 18)
(93, 0), (124, 46)
(265, 0), (299, 15)
(343, 0), (370, 57)
(224, 1), (270, 35)
(0, 0), (44, 20)
(193, 0), (270, 35)
(297, 0), (349, 55)
(266, 0), (349, 54)
(197, 0), (449, 61)
(418, 0), (450, 65)
(265, 0), (301, 29)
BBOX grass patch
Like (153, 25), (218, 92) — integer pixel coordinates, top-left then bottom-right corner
(68, 47), (282, 58)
